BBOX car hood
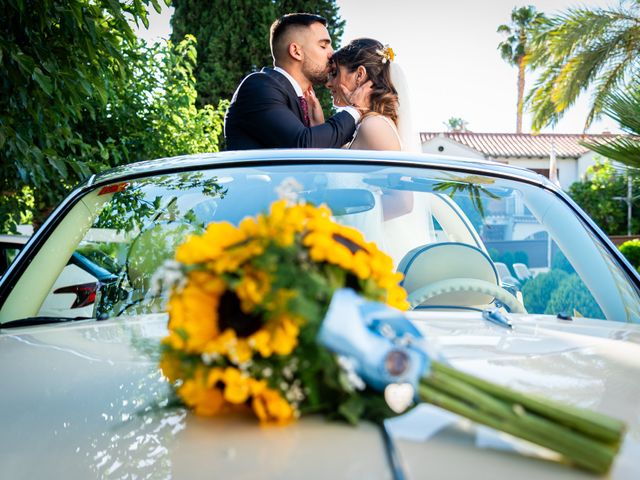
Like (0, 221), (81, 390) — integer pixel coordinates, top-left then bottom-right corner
(1, 312), (639, 479)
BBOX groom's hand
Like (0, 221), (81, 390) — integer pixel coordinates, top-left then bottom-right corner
(341, 80), (373, 116)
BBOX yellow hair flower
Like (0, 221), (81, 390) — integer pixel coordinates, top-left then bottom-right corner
(376, 44), (395, 63)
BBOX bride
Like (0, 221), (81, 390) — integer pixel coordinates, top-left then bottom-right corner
(305, 37), (419, 153)
(305, 39), (427, 266)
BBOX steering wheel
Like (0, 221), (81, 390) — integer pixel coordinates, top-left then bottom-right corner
(408, 277), (526, 313)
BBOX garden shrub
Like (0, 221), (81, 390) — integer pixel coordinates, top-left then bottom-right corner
(545, 274), (604, 319)
(552, 250), (575, 274)
(521, 269), (569, 314)
(619, 239), (640, 269)
(513, 250), (529, 266)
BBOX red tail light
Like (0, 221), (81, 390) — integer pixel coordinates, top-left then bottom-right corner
(53, 282), (99, 309)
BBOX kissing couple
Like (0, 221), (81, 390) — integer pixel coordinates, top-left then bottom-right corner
(224, 12), (417, 153)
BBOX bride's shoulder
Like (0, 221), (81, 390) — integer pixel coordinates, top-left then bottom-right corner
(356, 114), (401, 150)
(360, 114), (397, 137)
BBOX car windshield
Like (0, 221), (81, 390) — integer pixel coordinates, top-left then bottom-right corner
(2, 162), (639, 324)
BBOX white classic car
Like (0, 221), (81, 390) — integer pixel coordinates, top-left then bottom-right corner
(1, 150), (639, 479)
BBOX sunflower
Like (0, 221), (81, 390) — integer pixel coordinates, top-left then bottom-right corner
(161, 200), (408, 423)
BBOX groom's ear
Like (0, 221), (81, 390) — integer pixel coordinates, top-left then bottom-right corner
(288, 42), (303, 62)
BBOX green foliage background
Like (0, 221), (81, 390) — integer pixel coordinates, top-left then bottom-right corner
(619, 239), (640, 270)
(567, 161), (640, 235)
(521, 270), (569, 314)
(0, 0), (226, 233)
(545, 274), (604, 319)
(170, 0), (345, 111)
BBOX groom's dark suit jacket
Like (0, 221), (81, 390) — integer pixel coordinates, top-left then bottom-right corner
(224, 68), (356, 150)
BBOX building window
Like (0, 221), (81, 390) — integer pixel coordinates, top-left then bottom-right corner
(531, 168), (558, 179)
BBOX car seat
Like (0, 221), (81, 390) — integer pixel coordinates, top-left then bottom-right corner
(397, 242), (525, 313)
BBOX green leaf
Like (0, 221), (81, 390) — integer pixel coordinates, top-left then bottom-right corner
(150, 0), (162, 14)
(338, 396), (365, 425)
(69, 2), (83, 26)
(78, 77), (93, 96)
(47, 156), (69, 179)
(14, 133), (29, 156)
(32, 68), (53, 96)
(11, 51), (35, 75)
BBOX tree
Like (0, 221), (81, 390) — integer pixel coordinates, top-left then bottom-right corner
(497, 5), (547, 133)
(567, 160), (640, 235)
(0, 0), (167, 232)
(170, 0), (345, 110)
(86, 36), (228, 163)
(582, 87), (640, 167)
(443, 117), (470, 132)
(0, 0), (226, 233)
(526, 1), (640, 131)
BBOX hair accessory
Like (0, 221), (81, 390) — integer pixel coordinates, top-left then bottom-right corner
(376, 45), (395, 63)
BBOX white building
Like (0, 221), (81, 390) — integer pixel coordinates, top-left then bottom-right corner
(420, 132), (633, 250)
(420, 132), (616, 190)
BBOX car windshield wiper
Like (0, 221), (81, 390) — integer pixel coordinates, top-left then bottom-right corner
(0, 316), (92, 329)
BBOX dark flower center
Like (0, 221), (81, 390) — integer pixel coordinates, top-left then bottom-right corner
(218, 290), (263, 338)
(345, 273), (360, 291)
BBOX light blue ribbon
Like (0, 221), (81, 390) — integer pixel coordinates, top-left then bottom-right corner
(317, 288), (430, 392)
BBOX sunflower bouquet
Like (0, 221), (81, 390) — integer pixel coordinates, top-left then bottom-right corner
(160, 199), (626, 474)
(160, 199), (408, 424)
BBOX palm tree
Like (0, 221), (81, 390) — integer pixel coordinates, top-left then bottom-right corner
(443, 117), (469, 132)
(582, 87), (640, 167)
(497, 5), (547, 133)
(527, 1), (640, 132)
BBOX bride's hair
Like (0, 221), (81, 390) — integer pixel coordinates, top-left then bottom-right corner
(331, 38), (398, 124)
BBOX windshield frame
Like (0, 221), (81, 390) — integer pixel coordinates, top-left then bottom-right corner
(2, 153), (638, 324)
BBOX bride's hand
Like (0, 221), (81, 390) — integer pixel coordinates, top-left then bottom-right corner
(304, 87), (324, 126)
(341, 80), (373, 116)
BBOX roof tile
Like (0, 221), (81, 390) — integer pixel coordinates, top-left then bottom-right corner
(420, 132), (621, 158)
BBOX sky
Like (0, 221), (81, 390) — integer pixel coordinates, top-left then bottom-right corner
(136, 0), (621, 135)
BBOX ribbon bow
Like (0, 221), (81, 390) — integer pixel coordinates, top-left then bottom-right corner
(317, 289), (430, 393)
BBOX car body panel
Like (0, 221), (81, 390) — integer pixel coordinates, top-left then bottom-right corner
(1, 311), (638, 479)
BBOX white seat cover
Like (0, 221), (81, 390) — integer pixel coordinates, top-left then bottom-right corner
(398, 242), (499, 308)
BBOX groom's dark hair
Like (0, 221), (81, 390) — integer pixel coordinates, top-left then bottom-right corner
(270, 13), (327, 62)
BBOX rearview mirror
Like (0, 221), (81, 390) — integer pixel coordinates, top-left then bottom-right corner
(302, 188), (376, 215)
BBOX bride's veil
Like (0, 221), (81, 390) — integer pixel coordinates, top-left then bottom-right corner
(390, 62), (421, 153)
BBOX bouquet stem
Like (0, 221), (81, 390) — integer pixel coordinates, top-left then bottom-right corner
(418, 361), (625, 475)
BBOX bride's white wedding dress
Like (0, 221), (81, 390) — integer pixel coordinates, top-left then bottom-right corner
(331, 62), (431, 267)
(339, 115), (431, 267)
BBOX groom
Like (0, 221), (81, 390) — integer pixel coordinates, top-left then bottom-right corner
(224, 13), (369, 150)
